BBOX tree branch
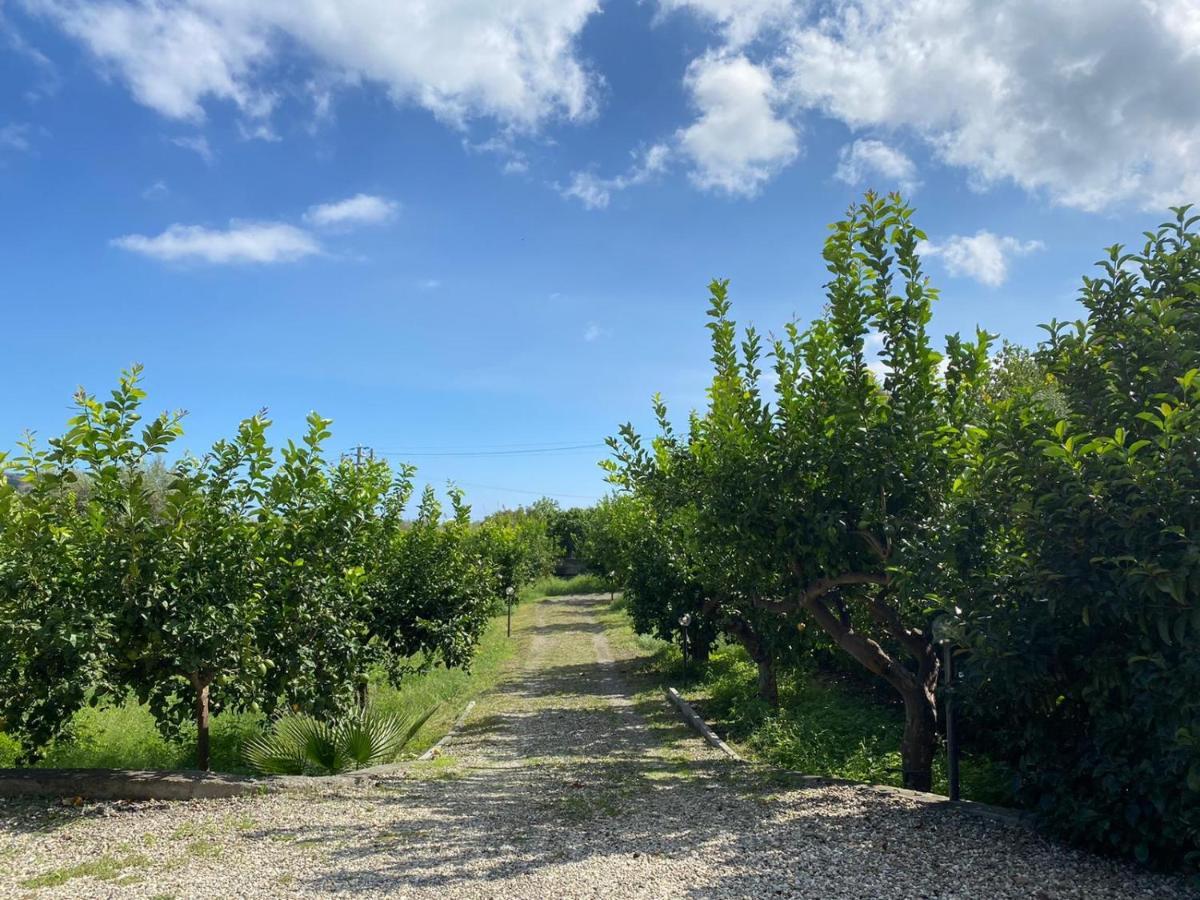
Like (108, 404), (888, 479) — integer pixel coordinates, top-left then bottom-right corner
(750, 568), (892, 616)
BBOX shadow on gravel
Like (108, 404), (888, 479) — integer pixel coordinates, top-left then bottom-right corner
(296, 598), (1187, 898)
(287, 760), (1182, 900)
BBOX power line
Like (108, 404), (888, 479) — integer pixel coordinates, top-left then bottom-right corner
(370, 442), (605, 459)
(447, 480), (602, 501)
(374, 438), (602, 452)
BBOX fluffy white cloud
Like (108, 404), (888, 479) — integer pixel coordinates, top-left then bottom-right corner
(835, 139), (919, 194)
(304, 193), (397, 228)
(662, 1), (1200, 209)
(657, 0), (796, 44)
(780, 0), (1200, 211)
(112, 220), (320, 264)
(919, 231), (1044, 287)
(562, 143), (670, 210)
(677, 54), (798, 196)
(24, 0), (601, 129)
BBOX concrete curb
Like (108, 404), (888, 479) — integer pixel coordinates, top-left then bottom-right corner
(662, 684), (1031, 828)
(418, 700), (477, 761)
(0, 768), (285, 801)
(663, 687), (742, 761)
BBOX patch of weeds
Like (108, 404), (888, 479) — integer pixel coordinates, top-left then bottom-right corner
(225, 813), (257, 831)
(186, 839), (224, 859)
(410, 755), (463, 780)
(268, 832), (297, 843)
(170, 821), (217, 840)
(21, 853), (149, 888)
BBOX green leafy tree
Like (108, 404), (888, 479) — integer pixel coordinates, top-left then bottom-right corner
(256, 415), (391, 722)
(584, 493), (719, 662)
(369, 485), (496, 684)
(954, 207), (1200, 869)
(610, 194), (992, 790)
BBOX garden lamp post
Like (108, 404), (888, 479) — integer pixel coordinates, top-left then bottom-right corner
(609, 571), (617, 602)
(506, 585), (515, 638)
(679, 613), (692, 673)
(932, 614), (960, 801)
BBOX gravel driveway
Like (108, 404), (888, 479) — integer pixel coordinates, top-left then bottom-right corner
(1, 594), (1193, 899)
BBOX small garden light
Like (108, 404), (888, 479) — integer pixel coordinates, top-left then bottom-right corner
(678, 613), (692, 671)
(932, 614), (960, 802)
(505, 585), (515, 638)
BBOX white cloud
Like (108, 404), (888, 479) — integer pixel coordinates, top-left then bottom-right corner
(657, 0), (796, 45)
(776, 0), (1200, 211)
(677, 54), (799, 196)
(169, 134), (214, 163)
(112, 220), (320, 264)
(0, 123), (33, 153)
(583, 321), (609, 342)
(562, 143), (670, 209)
(141, 179), (169, 200)
(25, 0), (601, 131)
(304, 193), (397, 228)
(835, 139), (919, 194)
(919, 231), (1044, 287)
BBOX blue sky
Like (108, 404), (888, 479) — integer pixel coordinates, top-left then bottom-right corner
(2, 0), (1196, 515)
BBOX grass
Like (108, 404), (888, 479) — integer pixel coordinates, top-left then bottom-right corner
(601, 596), (1015, 806)
(370, 607), (526, 757)
(520, 572), (612, 601)
(20, 853), (149, 889)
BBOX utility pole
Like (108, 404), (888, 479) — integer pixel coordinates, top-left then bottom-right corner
(346, 446), (375, 467)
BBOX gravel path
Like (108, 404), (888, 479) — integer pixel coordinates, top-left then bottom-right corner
(1, 594), (1193, 899)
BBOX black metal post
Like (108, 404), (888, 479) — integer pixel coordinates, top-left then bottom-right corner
(943, 642), (959, 801)
(682, 626), (689, 673)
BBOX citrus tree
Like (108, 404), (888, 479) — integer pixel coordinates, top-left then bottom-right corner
(952, 207), (1200, 868)
(610, 193), (992, 789)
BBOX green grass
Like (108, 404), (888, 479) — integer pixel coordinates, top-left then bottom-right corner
(520, 573), (612, 601)
(20, 853), (149, 888)
(369, 606), (526, 756)
(0, 602), (532, 773)
(602, 598), (1015, 806)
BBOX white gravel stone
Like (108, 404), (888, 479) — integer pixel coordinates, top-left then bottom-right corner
(1, 595), (1192, 899)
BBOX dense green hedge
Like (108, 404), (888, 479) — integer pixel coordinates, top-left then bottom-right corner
(601, 195), (1200, 872)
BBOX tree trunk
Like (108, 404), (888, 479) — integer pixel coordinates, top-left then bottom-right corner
(355, 680), (369, 711)
(899, 683), (937, 792)
(191, 673), (212, 772)
(794, 584), (940, 791)
(755, 653), (779, 706)
(692, 639), (711, 663)
(725, 615), (779, 706)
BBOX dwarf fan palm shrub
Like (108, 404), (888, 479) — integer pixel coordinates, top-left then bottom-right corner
(243, 705), (436, 776)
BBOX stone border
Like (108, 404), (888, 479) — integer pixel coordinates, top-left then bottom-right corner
(662, 684), (1030, 828)
(663, 687), (742, 760)
(418, 699), (477, 760)
(0, 768), (285, 801)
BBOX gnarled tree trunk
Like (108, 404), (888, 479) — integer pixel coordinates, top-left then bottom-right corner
(776, 573), (940, 791)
